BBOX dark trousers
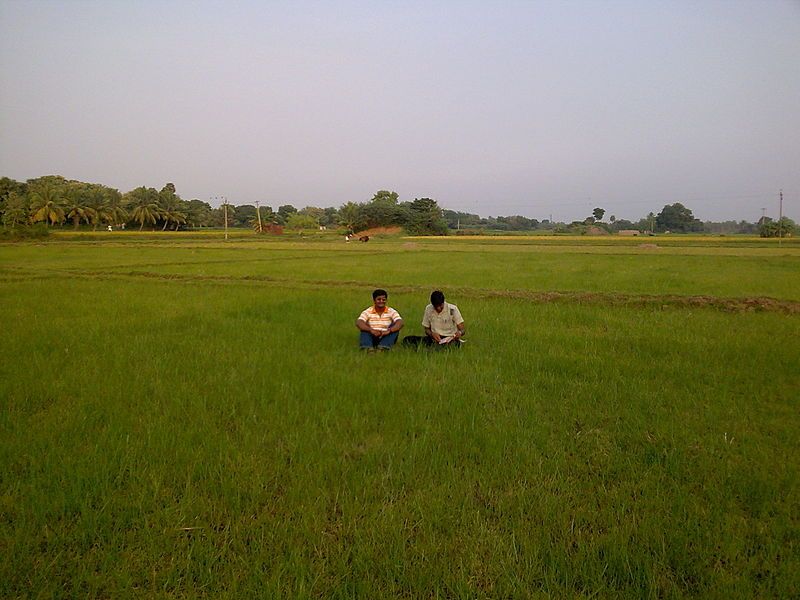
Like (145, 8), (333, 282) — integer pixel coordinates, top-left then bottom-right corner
(401, 335), (461, 349)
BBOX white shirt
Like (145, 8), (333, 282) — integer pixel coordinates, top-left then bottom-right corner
(421, 302), (464, 337)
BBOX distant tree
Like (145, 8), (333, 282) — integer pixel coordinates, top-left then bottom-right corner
(610, 218), (636, 232)
(66, 203), (97, 230)
(29, 185), (65, 225)
(184, 199), (212, 228)
(0, 177), (27, 205)
(371, 190), (399, 204)
(260, 205), (279, 225)
(209, 205), (234, 228)
(161, 207), (187, 230)
(276, 205), (297, 225)
(299, 206), (323, 218)
(638, 212), (656, 233)
(62, 183), (95, 229)
(495, 215), (539, 230)
(362, 190), (403, 228)
(232, 205), (257, 227)
(105, 189), (128, 227)
(592, 207), (605, 222)
(321, 207), (339, 227)
(26, 175), (70, 196)
(2, 191), (29, 228)
(405, 198), (448, 235)
(286, 213), (318, 230)
(338, 202), (361, 232)
(124, 186), (160, 209)
(443, 209), (482, 229)
(759, 216), (795, 238)
(131, 203), (162, 230)
(655, 203), (705, 233)
(79, 184), (112, 230)
(609, 215), (616, 224)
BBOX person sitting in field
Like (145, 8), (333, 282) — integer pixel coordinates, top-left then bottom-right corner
(421, 290), (465, 347)
(356, 289), (404, 351)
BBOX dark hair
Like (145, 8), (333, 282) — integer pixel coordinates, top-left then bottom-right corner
(430, 290), (445, 305)
(372, 289), (388, 300)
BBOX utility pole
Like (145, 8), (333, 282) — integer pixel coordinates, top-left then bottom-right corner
(255, 200), (263, 233)
(778, 190), (783, 246)
(223, 198), (229, 241)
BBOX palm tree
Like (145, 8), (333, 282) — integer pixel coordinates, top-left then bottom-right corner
(131, 203), (162, 230)
(82, 185), (114, 231)
(29, 185), (65, 226)
(90, 203), (113, 230)
(161, 208), (187, 231)
(338, 201), (361, 233)
(107, 200), (128, 228)
(66, 204), (97, 229)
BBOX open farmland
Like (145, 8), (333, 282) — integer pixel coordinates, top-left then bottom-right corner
(1, 233), (799, 598)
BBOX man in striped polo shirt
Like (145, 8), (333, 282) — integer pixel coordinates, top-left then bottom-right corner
(356, 289), (404, 351)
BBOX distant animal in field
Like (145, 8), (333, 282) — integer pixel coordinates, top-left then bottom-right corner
(359, 235), (370, 243)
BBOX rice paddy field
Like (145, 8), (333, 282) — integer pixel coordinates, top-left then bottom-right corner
(1, 231), (799, 598)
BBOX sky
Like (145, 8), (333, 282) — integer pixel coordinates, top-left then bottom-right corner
(1, 0), (798, 223)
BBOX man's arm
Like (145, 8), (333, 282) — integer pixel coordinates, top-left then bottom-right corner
(454, 321), (465, 339)
(387, 318), (404, 334)
(424, 326), (442, 342)
(356, 318), (383, 337)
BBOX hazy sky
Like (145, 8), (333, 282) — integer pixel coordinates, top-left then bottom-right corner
(1, 0), (798, 222)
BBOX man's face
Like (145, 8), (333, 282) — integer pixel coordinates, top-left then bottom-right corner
(374, 295), (387, 309)
(433, 303), (445, 314)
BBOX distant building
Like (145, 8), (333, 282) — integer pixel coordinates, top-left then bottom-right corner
(617, 230), (641, 236)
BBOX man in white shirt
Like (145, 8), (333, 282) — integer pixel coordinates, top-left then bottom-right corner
(421, 290), (465, 347)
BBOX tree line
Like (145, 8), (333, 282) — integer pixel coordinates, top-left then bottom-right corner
(0, 175), (793, 237)
(0, 177), (450, 235)
(445, 203), (794, 237)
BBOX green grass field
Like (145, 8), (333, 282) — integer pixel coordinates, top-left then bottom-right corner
(1, 232), (799, 598)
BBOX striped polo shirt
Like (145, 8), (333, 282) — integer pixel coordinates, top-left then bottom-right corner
(358, 306), (401, 333)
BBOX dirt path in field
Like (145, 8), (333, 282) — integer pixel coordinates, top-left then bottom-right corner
(5, 266), (799, 314)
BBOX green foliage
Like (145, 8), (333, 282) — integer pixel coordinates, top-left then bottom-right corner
(0, 222), (50, 239)
(592, 207), (605, 221)
(655, 203), (706, 233)
(759, 216), (795, 238)
(130, 203), (162, 230)
(404, 197), (448, 235)
(2, 191), (29, 228)
(338, 201), (361, 231)
(0, 176), (27, 204)
(609, 218), (638, 232)
(184, 199), (213, 227)
(360, 190), (404, 229)
(276, 204), (297, 225)
(28, 184), (65, 225)
(286, 212), (319, 230)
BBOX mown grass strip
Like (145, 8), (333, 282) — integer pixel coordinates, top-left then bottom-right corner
(6, 265), (799, 314)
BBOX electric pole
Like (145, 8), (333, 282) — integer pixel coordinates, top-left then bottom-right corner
(223, 198), (229, 241)
(255, 200), (263, 233)
(778, 190), (783, 246)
